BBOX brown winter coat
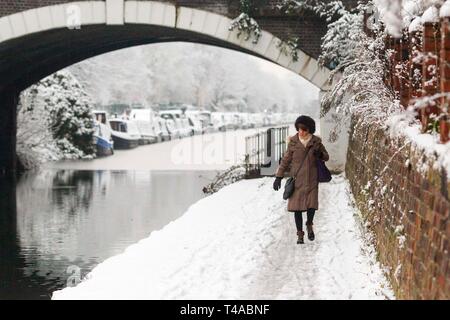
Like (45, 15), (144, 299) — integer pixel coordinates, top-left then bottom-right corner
(275, 134), (330, 212)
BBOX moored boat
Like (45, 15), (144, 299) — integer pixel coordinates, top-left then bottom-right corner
(130, 109), (159, 145)
(93, 111), (114, 157)
(109, 119), (140, 149)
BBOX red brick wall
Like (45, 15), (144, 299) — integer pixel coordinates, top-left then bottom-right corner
(346, 112), (449, 299)
(383, 18), (450, 142)
(0, 0), (91, 16)
(421, 22), (441, 132)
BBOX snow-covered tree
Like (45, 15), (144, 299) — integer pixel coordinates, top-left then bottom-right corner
(319, 9), (364, 70)
(68, 42), (317, 114)
(17, 88), (60, 169)
(41, 71), (95, 158)
(17, 70), (96, 169)
(321, 32), (402, 123)
(277, 0), (347, 21)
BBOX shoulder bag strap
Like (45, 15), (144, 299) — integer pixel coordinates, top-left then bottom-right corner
(292, 147), (311, 181)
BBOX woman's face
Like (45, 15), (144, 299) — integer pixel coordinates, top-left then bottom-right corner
(298, 126), (309, 138)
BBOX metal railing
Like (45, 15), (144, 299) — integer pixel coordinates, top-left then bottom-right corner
(244, 126), (289, 178)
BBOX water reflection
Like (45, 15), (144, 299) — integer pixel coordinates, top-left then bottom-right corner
(0, 169), (218, 299)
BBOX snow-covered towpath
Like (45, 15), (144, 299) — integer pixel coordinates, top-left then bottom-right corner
(52, 175), (394, 300)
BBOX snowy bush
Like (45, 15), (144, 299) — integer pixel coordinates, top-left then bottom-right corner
(17, 70), (96, 169)
(277, 37), (301, 62)
(229, 0), (264, 43)
(202, 164), (246, 195)
(229, 13), (262, 43)
(321, 30), (403, 139)
(277, 0), (354, 66)
(319, 8), (365, 70)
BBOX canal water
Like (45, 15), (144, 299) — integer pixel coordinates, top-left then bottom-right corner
(0, 127), (292, 299)
(0, 169), (219, 299)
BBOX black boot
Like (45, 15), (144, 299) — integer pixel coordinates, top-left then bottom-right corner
(306, 223), (315, 241)
(297, 231), (304, 244)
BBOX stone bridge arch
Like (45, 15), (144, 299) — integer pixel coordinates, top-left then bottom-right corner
(0, 1), (332, 92)
(0, 0), (340, 174)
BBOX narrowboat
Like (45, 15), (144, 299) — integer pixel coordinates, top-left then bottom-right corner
(109, 119), (141, 149)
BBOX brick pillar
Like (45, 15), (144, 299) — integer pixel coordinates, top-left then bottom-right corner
(421, 22), (441, 133)
(409, 29), (423, 106)
(392, 37), (402, 97)
(400, 32), (411, 107)
(0, 87), (19, 176)
(385, 35), (394, 88)
(440, 17), (450, 143)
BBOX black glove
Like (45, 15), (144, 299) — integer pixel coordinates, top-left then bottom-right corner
(313, 148), (322, 159)
(273, 177), (282, 191)
(312, 144), (322, 159)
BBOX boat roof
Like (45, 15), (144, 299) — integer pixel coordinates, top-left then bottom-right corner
(160, 109), (183, 114)
(131, 108), (154, 113)
(109, 118), (127, 123)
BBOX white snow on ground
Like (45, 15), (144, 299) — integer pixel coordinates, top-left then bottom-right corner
(52, 175), (394, 300)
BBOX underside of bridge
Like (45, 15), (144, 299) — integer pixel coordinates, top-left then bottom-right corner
(0, 24), (273, 93)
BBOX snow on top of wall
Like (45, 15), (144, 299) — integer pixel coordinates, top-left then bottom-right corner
(386, 110), (450, 177)
(422, 5), (439, 22)
(403, 0), (424, 26)
(440, 0), (450, 17)
(403, 0), (424, 16)
(408, 16), (423, 31)
(375, 0), (404, 37)
(374, 0), (447, 36)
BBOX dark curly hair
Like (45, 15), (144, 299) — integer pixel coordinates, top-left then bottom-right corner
(294, 115), (316, 134)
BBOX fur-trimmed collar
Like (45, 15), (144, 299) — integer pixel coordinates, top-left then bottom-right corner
(289, 133), (321, 148)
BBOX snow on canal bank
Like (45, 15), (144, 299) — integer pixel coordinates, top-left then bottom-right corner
(52, 174), (394, 300)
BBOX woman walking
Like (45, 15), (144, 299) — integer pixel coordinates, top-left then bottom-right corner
(273, 115), (330, 244)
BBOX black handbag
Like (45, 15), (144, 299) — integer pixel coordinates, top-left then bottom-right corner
(283, 148), (310, 200)
(317, 159), (332, 183)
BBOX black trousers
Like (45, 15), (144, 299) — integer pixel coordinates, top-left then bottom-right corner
(294, 209), (315, 232)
